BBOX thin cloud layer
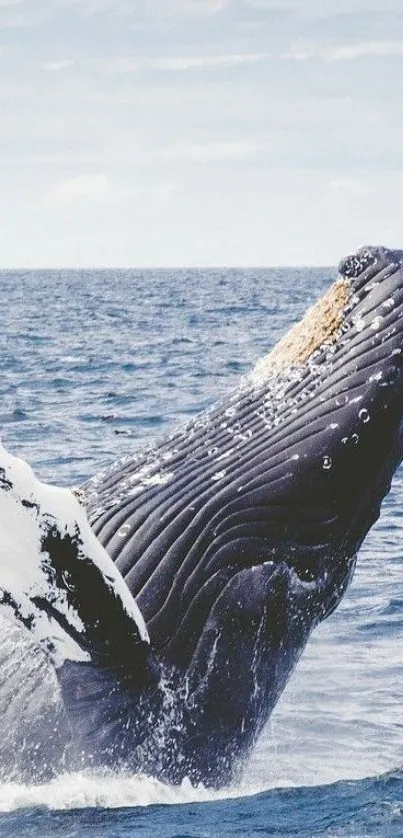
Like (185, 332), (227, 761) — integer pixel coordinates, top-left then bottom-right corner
(104, 53), (269, 74)
(0, 0), (402, 266)
(286, 40), (403, 61)
(47, 174), (110, 205)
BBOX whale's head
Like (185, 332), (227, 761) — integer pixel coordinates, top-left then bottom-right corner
(243, 244), (403, 566)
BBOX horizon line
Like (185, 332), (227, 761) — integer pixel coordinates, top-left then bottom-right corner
(0, 263), (336, 272)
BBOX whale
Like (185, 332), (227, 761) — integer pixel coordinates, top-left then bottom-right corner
(1, 244), (403, 787)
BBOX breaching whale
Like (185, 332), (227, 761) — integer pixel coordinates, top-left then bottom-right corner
(1, 244), (403, 787)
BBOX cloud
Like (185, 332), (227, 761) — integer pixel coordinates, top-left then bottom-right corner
(46, 174), (110, 205)
(244, 0), (298, 8)
(285, 40), (403, 61)
(327, 178), (368, 197)
(328, 41), (403, 60)
(174, 138), (262, 162)
(104, 53), (269, 74)
(41, 59), (74, 72)
(153, 181), (177, 204)
(1, 0), (403, 268)
(162, 0), (229, 16)
(129, 138), (264, 164)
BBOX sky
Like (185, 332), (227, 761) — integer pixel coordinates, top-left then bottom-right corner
(1, 0), (403, 267)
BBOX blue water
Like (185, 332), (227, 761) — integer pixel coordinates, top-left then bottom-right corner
(0, 267), (403, 837)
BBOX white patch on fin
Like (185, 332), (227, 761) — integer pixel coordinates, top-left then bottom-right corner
(0, 442), (148, 669)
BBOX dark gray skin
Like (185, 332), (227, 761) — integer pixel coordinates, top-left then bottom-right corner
(2, 246), (402, 788)
(57, 244), (403, 787)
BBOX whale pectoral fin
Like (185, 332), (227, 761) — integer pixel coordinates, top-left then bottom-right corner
(178, 561), (326, 785)
(0, 444), (159, 761)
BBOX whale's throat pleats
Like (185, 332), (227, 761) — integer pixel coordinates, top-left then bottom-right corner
(84, 247), (403, 671)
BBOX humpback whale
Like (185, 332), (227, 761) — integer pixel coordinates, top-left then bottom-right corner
(1, 244), (403, 787)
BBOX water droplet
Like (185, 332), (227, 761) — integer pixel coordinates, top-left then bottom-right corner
(351, 433), (359, 445)
(323, 455), (332, 470)
(342, 437), (348, 444)
(353, 316), (365, 333)
(212, 470), (226, 482)
(118, 523), (131, 538)
(359, 408), (370, 423)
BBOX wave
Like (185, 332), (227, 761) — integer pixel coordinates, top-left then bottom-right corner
(0, 769), (257, 813)
(0, 768), (403, 838)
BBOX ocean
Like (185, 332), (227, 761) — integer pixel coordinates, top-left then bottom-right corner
(0, 266), (402, 837)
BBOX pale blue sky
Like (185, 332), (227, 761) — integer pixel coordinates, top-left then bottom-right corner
(1, 0), (403, 266)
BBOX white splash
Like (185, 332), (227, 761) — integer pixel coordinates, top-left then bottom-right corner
(0, 770), (270, 813)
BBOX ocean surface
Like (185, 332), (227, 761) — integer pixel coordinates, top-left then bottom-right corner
(0, 266), (402, 837)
